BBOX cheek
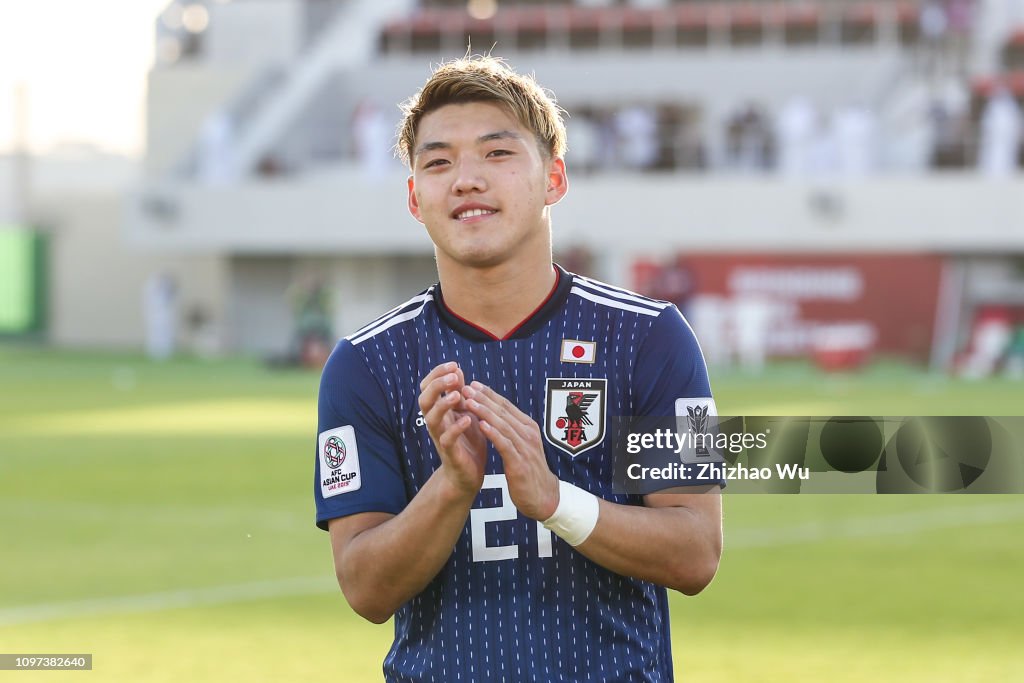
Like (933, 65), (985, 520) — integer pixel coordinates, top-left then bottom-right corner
(510, 168), (544, 194)
(415, 186), (443, 213)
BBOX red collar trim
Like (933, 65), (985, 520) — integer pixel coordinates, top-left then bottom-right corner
(438, 266), (562, 342)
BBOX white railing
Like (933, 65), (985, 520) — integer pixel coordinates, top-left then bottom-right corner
(223, 0), (416, 177)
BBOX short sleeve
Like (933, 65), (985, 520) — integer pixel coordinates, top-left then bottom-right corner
(632, 305), (713, 417)
(314, 339), (408, 531)
(631, 306), (723, 489)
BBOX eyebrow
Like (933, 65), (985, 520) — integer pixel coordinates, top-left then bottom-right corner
(415, 130), (523, 157)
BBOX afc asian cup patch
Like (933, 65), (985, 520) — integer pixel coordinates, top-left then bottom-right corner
(319, 425), (361, 498)
(675, 397), (718, 419)
(675, 397), (718, 459)
(544, 378), (607, 457)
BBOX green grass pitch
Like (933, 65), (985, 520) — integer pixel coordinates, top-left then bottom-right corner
(1, 346), (1022, 681)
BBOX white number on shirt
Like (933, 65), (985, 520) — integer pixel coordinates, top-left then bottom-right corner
(471, 474), (554, 563)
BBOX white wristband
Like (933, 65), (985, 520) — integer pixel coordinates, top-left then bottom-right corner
(542, 480), (600, 547)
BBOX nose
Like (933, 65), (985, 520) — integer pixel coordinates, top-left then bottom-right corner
(451, 159), (486, 195)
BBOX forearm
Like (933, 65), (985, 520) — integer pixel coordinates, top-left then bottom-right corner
(460, 381), (724, 594)
(336, 468), (476, 622)
(573, 493), (723, 595)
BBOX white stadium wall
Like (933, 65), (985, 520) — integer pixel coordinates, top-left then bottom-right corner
(122, 171), (1024, 355)
(145, 66), (254, 175)
(225, 253), (437, 354)
(127, 171), (1024, 255)
(32, 192), (227, 351)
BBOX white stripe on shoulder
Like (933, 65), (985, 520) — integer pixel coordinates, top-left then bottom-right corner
(348, 302), (430, 345)
(347, 289), (433, 344)
(348, 289), (433, 336)
(570, 286), (662, 317)
(572, 276), (670, 310)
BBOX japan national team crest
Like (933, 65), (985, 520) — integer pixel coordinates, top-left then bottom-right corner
(544, 378), (607, 456)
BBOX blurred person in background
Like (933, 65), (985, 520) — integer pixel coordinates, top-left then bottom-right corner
(809, 110), (839, 176)
(732, 295), (778, 373)
(314, 55), (722, 682)
(565, 106), (601, 175)
(776, 95), (817, 177)
(1004, 322), (1024, 378)
(978, 86), (1023, 177)
(615, 102), (660, 170)
(930, 82), (972, 167)
(833, 103), (878, 177)
(352, 98), (397, 179)
(593, 105), (620, 170)
(919, 0), (949, 75)
(689, 294), (733, 367)
(946, 0), (977, 75)
(724, 102), (773, 173)
(880, 83), (937, 172)
(197, 109), (237, 185)
(652, 260), (696, 320)
(289, 274), (334, 368)
(960, 306), (1014, 378)
(144, 271), (178, 360)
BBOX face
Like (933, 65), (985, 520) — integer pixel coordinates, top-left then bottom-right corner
(407, 101), (567, 271)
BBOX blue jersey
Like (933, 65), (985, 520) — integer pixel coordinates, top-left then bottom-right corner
(315, 265), (713, 683)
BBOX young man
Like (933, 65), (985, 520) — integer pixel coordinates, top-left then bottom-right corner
(315, 56), (722, 682)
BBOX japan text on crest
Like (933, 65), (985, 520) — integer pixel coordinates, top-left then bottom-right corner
(544, 377), (607, 456)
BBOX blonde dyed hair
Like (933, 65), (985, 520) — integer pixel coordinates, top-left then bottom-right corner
(396, 55), (567, 168)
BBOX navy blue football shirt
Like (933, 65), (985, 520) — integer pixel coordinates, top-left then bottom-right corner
(315, 264), (715, 682)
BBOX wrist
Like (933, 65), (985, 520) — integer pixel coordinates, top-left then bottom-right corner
(542, 480), (600, 547)
(433, 466), (480, 506)
(534, 474), (561, 521)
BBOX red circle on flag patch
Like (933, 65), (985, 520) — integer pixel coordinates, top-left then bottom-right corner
(556, 418), (567, 429)
(572, 345), (585, 358)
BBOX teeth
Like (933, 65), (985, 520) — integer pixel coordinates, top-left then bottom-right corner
(457, 208), (496, 220)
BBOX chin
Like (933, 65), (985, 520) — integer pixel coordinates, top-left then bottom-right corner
(455, 251), (507, 269)
(442, 241), (512, 269)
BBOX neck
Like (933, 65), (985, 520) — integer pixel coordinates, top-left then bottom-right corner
(437, 257), (557, 340)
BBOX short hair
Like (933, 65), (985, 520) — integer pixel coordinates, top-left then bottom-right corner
(396, 55), (567, 168)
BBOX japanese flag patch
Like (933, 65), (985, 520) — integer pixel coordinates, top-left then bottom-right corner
(560, 339), (596, 363)
(319, 425), (362, 498)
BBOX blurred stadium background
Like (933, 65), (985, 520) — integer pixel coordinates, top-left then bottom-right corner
(2, 0), (1024, 681)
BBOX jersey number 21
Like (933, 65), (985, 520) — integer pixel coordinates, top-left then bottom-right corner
(470, 474), (554, 563)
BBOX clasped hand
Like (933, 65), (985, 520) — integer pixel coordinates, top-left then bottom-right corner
(417, 362), (560, 521)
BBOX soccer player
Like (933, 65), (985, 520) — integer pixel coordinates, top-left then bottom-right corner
(314, 56), (723, 682)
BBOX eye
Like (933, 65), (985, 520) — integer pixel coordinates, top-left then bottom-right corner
(423, 158), (449, 169)
(487, 149), (513, 158)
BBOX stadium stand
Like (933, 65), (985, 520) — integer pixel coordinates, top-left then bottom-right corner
(377, 2), (926, 54)
(127, 0), (1024, 366)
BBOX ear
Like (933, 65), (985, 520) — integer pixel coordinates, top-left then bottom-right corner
(544, 157), (568, 207)
(407, 175), (424, 224)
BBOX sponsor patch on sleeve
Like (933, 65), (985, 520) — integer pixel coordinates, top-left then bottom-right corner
(318, 425), (362, 499)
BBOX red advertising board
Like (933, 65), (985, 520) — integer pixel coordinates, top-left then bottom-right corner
(633, 253), (945, 362)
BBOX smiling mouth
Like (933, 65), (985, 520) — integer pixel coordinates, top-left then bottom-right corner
(454, 208), (498, 221)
